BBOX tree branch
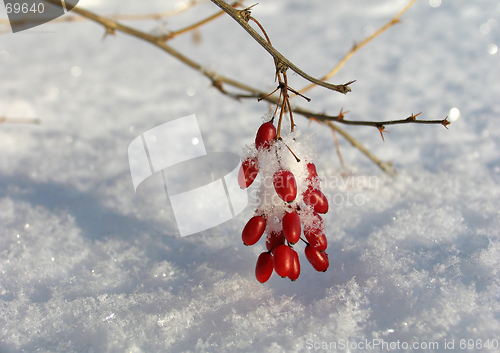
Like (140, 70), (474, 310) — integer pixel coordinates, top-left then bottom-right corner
(299, 0), (419, 94)
(324, 121), (396, 176)
(210, 0), (354, 94)
(308, 111), (450, 129)
(26, 0), (440, 175)
(0, 116), (41, 124)
(161, 1), (245, 41)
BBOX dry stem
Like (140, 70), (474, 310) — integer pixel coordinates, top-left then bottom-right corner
(299, 0), (419, 94)
(1, 0), (445, 175)
(162, 1), (245, 40)
(324, 121), (396, 176)
(210, 0), (354, 94)
(0, 117), (41, 124)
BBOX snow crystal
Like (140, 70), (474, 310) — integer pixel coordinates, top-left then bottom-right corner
(1, 0), (500, 352)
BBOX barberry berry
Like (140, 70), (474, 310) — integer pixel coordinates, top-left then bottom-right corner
(240, 119), (332, 283)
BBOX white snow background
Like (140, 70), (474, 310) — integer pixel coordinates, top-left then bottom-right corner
(1, 0), (500, 352)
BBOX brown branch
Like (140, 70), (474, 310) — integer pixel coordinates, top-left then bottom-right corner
(331, 126), (344, 167)
(309, 111), (450, 130)
(19, 0), (434, 175)
(324, 121), (396, 176)
(162, 1), (245, 41)
(299, 0), (418, 94)
(105, 1), (199, 21)
(0, 117), (41, 124)
(210, 0), (354, 94)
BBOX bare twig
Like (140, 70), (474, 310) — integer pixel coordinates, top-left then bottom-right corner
(162, 1), (245, 40)
(331, 126), (344, 167)
(289, 106), (449, 130)
(310, 111), (450, 130)
(105, 1), (200, 21)
(210, 0), (354, 94)
(299, 0), (418, 94)
(324, 121), (396, 176)
(0, 117), (41, 124)
(4, 0), (442, 175)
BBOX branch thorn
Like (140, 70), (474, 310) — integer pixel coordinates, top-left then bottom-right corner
(378, 126), (388, 141)
(337, 108), (349, 121)
(442, 117), (450, 129)
(239, 3), (258, 22)
(308, 116), (321, 127)
(407, 112), (422, 121)
(286, 86), (311, 102)
(102, 26), (115, 40)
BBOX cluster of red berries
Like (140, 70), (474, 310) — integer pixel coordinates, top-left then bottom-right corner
(238, 120), (330, 283)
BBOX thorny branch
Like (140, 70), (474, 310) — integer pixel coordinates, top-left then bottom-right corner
(306, 110), (450, 141)
(299, 0), (419, 94)
(0, 117), (41, 124)
(0, 0), (448, 175)
(210, 0), (355, 94)
(213, 0), (446, 174)
(160, 1), (245, 41)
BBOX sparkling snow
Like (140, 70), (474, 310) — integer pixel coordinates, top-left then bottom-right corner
(1, 0), (500, 352)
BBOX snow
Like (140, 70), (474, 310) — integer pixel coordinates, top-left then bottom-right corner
(243, 125), (321, 233)
(1, 0), (500, 352)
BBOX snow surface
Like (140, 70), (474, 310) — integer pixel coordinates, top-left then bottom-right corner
(1, 0), (500, 352)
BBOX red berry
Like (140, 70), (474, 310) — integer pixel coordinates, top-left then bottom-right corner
(303, 213), (327, 251)
(266, 231), (285, 253)
(304, 189), (329, 214)
(273, 169), (297, 202)
(255, 122), (276, 150)
(282, 210), (301, 245)
(306, 163), (320, 189)
(273, 244), (294, 277)
(288, 249), (300, 281)
(305, 245), (329, 272)
(306, 163), (318, 180)
(255, 252), (274, 283)
(311, 211), (323, 225)
(238, 158), (259, 189)
(304, 229), (328, 252)
(242, 216), (266, 246)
